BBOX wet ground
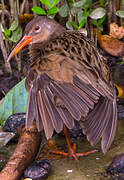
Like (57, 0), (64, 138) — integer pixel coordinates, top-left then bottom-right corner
(0, 119), (124, 180)
(47, 120), (124, 180)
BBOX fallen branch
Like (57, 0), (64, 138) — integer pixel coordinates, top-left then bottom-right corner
(0, 122), (42, 180)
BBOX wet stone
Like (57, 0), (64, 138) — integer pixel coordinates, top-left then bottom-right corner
(24, 159), (51, 180)
(107, 153), (124, 179)
(3, 113), (26, 134)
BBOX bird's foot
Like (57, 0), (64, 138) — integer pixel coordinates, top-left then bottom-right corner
(38, 139), (62, 160)
(51, 143), (97, 160)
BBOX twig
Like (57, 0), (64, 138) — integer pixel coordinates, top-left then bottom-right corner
(33, 0), (39, 7)
(20, 0), (27, 14)
(1, 0), (5, 27)
(112, 0), (117, 23)
(107, 0), (113, 31)
(25, 0), (30, 13)
(0, 23), (12, 74)
(9, 0), (15, 21)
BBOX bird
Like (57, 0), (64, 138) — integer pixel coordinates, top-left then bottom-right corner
(7, 16), (117, 160)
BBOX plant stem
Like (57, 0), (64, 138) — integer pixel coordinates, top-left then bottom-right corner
(0, 24), (12, 73)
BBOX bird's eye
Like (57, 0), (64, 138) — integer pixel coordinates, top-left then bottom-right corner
(34, 25), (41, 32)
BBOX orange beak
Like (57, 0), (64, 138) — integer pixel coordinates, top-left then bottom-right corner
(7, 35), (33, 62)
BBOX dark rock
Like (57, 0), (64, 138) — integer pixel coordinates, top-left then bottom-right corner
(117, 105), (124, 120)
(3, 113), (26, 134)
(107, 154), (124, 180)
(24, 159), (51, 180)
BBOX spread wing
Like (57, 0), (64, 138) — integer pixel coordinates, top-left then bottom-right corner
(25, 31), (117, 153)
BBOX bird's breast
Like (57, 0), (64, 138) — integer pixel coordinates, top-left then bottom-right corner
(31, 53), (74, 83)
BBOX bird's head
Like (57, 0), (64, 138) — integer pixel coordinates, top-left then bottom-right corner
(7, 16), (65, 61)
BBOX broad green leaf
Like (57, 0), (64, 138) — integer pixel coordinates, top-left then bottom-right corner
(71, 7), (82, 16)
(0, 78), (28, 126)
(40, 0), (51, 7)
(78, 17), (87, 29)
(4, 29), (11, 37)
(84, 0), (92, 9)
(99, 0), (105, 6)
(66, 20), (72, 29)
(48, 7), (59, 15)
(68, 0), (74, 5)
(9, 26), (22, 43)
(116, 10), (124, 18)
(84, 10), (90, 17)
(74, 0), (86, 8)
(32, 7), (47, 15)
(71, 21), (78, 30)
(97, 24), (103, 31)
(59, 4), (69, 17)
(51, 0), (60, 8)
(78, 10), (84, 24)
(9, 20), (18, 31)
(90, 7), (106, 20)
(91, 19), (98, 26)
(97, 15), (106, 25)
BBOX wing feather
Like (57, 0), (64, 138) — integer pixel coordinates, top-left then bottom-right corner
(26, 87), (35, 129)
(46, 86), (75, 129)
(61, 83), (94, 110)
(50, 82), (81, 120)
(37, 90), (54, 139)
(101, 97), (117, 153)
(43, 89), (63, 133)
(73, 75), (100, 103)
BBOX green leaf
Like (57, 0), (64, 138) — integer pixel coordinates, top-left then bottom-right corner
(32, 7), (47, 15)
(78, 10), (84, 24)
(78, 17), (87, 29)
(90, 7), (106, 20)
(9, 20), (18, 31)
(68, 0), (74, 5)
(51, 0), (60, 8)
(71, 7), (82, 16)
(97, 15), (106, 25)
(59, 4), (69, 17)
(9, 26), (22, 43)
(91, 19), (98, 26)
(84, 10), (90, 17)
(71, 21), (78, 30)
(40, 0), (51, 7)
(99, 0), (105, 6)
(116, 10), (124, 18)
(98, 24), (103, 31)
(4, 29), (11, 37)
(66, 20), (72, 29)
(48, 7), (59, 15)
(84, 0), (92, 9)
(0, 78), (28, 126)
(121, 0), (124, 5)
(74, 0), (86, 8)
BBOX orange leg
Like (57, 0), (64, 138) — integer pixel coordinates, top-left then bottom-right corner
(51, 125), (97, 160)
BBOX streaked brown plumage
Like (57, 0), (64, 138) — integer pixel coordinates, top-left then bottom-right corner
(8, 16), (117, 156)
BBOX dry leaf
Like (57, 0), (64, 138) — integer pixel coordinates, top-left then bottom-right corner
(110, 23), (124, 39)
(94, 28), (124, 56)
